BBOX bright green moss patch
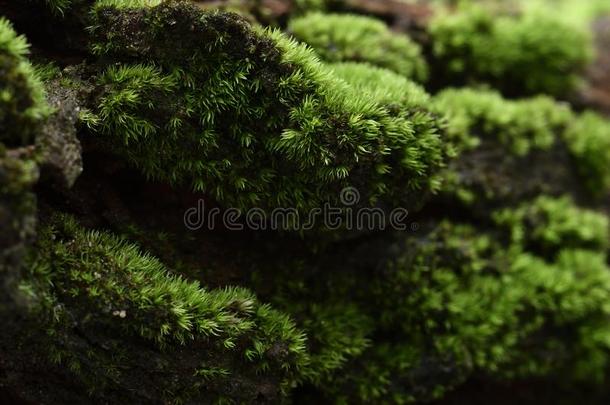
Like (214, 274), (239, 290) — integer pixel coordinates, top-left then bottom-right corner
(374, 222), (610, 381)
(86, 2), (447, 213)
(24, 214), (310, 400)
(429, 5), (592, 96)
(253, 216), (610, 403)
(563, 112), (610, 197)
(494, 195), (609, 255)
(0, 18), (49, 147)
(289, 12), (428, 82)
(434, 88), (573, 155)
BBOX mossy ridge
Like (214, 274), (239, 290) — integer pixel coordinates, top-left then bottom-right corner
(85, 0), (447, 214)
(432, 87), (610, 207)
(327, 62), (448, 194)
(23, 214), (310, 402)
(289, 12), (428, 82)
(428, 5), (592, 97)
(433, 87), (573, 156)
(494, 195), (610, 257)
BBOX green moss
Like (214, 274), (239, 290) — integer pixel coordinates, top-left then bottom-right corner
(562, 112), (610, 197)
(372, 223), (610, 382)
(289, 13), (428, 82)
(300, 304), (372, 384)
(24, 214), (310, 401)
(429, 5), (592, 96)
(330, 62), (430, 108)
(507, 249), (610, 380)
(86, 2), (447, 213)
(248, 217), (610, 402)
(5, 0), (610, 402)
(434, 87), (573, 156)
(0, 18), (49, 147)
(494, 195), (609, 256)
(33, 62), (61, 82)
(329, 62), (449, 191)
(433, 88), (581, 205)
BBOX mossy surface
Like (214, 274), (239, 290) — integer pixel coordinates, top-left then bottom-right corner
(24, 214), (310, 402)
(494, 195), (609, 256)
(434, 88), (572, 156)
(82, 1), (448, 214)
(3, 0), (610, 403)
(432, 88), (603, 207)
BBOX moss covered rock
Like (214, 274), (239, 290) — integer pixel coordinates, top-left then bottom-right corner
(2, 1), (610, 404)
(20, 214), (309, 403)
(80, 1), (448, 216)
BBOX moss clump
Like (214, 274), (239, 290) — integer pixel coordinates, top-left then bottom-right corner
(86, 1), (447, 213)
(434, 87), (610, 205)
(23, 214), (309, 402)
(434, 88), (572, 156)
(562, 111), (610, 197)
(37, 0), (163, 14)
(276, 220), (610, 403)
(0, 18), (48, 147)
(289, 12), (428, 82)
(429, 5), (592, 97)
(251, 216), (610, 403)
(432, 88), (590, 207)
(329, 62), (449, 190)
(372, 223), (610, 383)
(494, 195), (609, 256)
